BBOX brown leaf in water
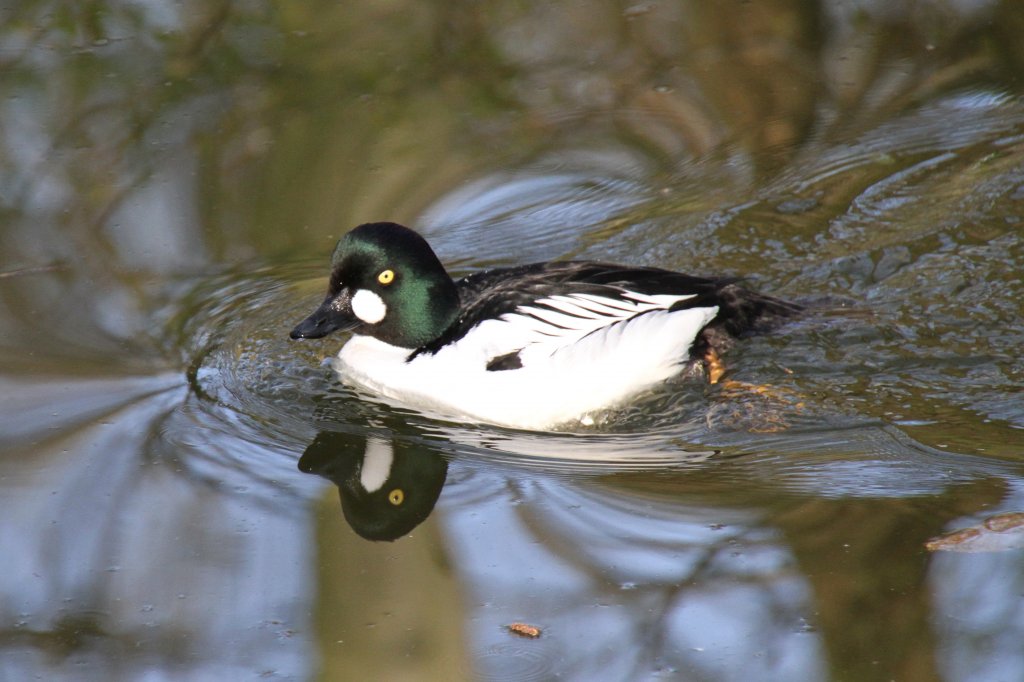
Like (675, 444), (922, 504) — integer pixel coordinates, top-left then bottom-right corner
(506, 622), (542, 638)
(984, 512), (1024, 533)
(926, 512), (1024, 552)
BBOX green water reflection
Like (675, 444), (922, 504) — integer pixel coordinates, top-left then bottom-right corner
(2, 1), (1024, 680)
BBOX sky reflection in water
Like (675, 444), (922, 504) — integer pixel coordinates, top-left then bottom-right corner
(2, 1), (1024, 680)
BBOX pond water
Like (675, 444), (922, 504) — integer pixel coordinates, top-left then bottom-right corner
(2, 2), (1024, 680)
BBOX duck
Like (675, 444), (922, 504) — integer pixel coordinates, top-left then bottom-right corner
(290, 222), (799, 430)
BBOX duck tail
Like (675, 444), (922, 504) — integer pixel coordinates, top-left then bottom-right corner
(715, 283), (802, 338)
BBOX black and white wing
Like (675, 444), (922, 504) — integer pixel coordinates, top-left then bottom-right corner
(415, 261), (728, 368)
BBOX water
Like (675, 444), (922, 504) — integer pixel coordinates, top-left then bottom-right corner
(2, 2), (1024, 680)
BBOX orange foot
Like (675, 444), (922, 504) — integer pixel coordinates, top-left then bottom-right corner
(702, 349), (804, 432)
(703, 347), (727, 384)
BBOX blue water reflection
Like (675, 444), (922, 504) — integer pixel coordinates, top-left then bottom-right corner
(3, 0), (1024, 680)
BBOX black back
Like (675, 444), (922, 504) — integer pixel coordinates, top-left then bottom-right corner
(415, 260), (799, 357)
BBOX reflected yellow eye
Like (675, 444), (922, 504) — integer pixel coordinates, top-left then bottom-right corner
(378, 269), (395, 285)
(388, 489), (404, 505)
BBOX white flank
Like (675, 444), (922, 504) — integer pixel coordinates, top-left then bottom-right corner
(335, 286), (720, 430)
(351, 289), (387, 324)
(359, 437), (394, 492)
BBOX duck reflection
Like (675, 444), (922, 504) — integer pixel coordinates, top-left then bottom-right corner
(299, 430), (448, 541)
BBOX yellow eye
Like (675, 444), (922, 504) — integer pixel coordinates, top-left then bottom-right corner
(378, 269), (395, 285)
(388, 489), (404, 505)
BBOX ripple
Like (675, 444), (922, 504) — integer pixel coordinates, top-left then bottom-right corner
(167, 265), (729, 474)
(473, 641), (553, 682)
(419, 159), (650, 266)
(789, 92), (1024, 197)
(162, 139), (1024, 498)
(161, 268), (881, 491)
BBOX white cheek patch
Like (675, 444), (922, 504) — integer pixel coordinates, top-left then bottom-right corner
(359, 438), (394, 493)
(351, 289), (387, 324)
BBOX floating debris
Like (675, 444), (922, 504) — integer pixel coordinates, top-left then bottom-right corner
(506, 622), (542, 639)
(925, 512), (1024, 553)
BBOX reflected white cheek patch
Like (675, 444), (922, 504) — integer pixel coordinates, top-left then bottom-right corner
(359, 438), (394, 493)
(351, 289), (387, 324)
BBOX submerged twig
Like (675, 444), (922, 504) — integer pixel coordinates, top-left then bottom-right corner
(0, 263), (68, 279)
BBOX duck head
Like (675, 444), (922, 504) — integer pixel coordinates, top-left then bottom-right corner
(290, 222), (460, 348)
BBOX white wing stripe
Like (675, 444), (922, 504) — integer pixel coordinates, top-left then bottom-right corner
(623, 291), (696, 307)
(557, 295), (639, 316)
(540, 295), (640, 319)
(518, 305), (602, 330)
(571, 292), (641, 312)
(486, 289), (707, 354)
(540, 295), (607, 319)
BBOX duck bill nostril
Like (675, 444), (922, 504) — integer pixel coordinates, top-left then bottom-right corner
(289, 317), (324, 339)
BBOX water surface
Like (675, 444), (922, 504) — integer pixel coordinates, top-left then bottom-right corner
(2, 2), (1024, 680)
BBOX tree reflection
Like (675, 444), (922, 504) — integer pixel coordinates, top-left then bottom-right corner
(291, 412), (1024, 680)
(437, 448), (1018, 680)
(4, 0), (1024, 680)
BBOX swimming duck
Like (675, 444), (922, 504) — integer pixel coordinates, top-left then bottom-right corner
(290, 222), (799, 430)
